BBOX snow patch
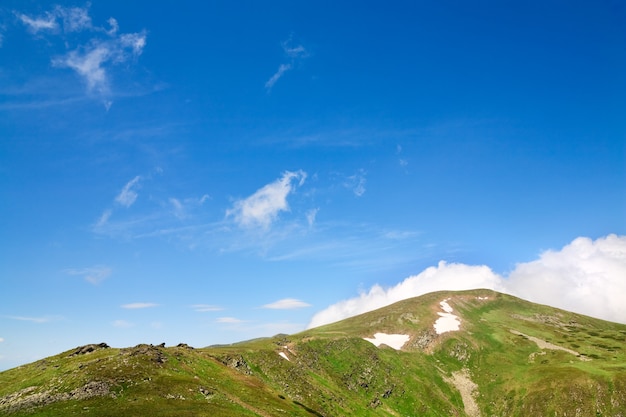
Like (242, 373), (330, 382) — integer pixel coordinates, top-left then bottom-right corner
(434, 299), (461, 334)
(363, 333), (410, 350)
(278, 352), (290, 361)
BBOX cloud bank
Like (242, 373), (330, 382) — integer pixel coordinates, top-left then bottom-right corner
(227, 170), (306, 229)
(308, 234), (626, 328)
(506, 234), (626, 324)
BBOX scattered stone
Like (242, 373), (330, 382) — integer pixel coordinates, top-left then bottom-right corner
(369, 397), (381, 408)
(0, 381), (113, 414)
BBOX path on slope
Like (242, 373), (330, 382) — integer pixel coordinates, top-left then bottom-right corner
(447, 369), (480, 417)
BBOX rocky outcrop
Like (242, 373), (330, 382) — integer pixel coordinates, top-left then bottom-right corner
(120, 343), (167, 364)
(217, 354), (252, 375)
(69, 343), (110, 356)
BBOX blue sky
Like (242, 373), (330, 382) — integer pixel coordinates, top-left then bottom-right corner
(1, 1), (625, 370)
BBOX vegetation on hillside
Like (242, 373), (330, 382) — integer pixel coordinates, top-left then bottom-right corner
(2, 289), (625, 416)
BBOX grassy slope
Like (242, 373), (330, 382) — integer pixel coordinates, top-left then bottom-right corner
(2, 289), (625, 416)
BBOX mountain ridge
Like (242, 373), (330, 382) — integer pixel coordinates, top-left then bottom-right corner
(2, 289), (625, 416)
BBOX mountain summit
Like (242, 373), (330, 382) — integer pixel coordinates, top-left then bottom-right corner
(2, 289), (625, 416)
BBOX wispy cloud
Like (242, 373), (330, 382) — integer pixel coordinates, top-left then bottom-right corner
(92, 175), (156, 235)
(227, 170), (307, 229)
(191, 304), (223, 312)
(169, 198), (184, 219)
(53, 47), (109, 95)
(343, 169), (367, 197)
(112, 319), (134, 328)
(17, 5), (93, 34)
(169, 195), (209, 220)
(262, 298), (311, 309)
(306, 208), (319, 227)
(265, 35), (308, 91)
(18, 12), (58, 33)
(396, 144), (409, 171)
(309, 234), (626, 328)
(121, 302), (158, 309)
(64, 265), (112, 285)
(115, 176), (141, 207)
(95, 209), (112, 228)
(16, 5), (147, 106)
(265, 63), (292, 90)
(216, 317), (246, 324)
(4, 315), (62, 323)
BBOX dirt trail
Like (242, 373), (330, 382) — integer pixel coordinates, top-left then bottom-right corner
(446, 368), (480, 417)
(510, 329), (585, 358)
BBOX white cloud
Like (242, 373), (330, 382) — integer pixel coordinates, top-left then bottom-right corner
(64, 265), (112, 284)
(113, 319), (134, 328)
(52, 30), (147, 97)
(119, 32), (146, 56)
(54, 46), (110, 94)
(18, 6), (92, 34)
(227, 170), (306, 229)
(308, 234), (626, 328)
(56, 6), (92, 32)
(115, 176), (141, 207)
(216, 317), (245, 324)
(0, 337), (4, 343)
(18, 12), (58, 33)
(121, 302), (158, 309)
(265, 63), (292, 90)
(191, 304), (223, 312)
(262, 298), (311, 310)
(106, 18), (119, 35)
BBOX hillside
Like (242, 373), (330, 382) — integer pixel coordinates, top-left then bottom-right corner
(2, 289), (625, 416)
